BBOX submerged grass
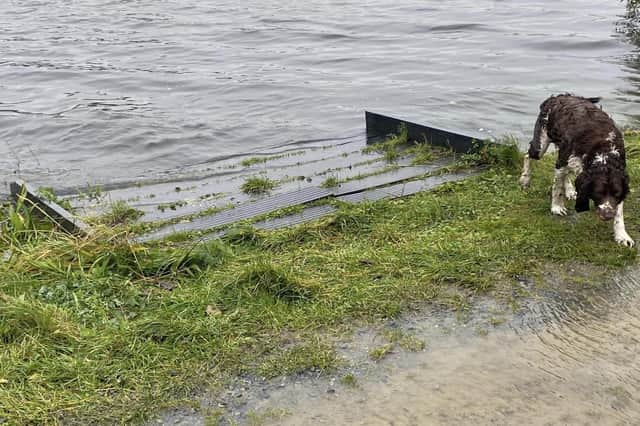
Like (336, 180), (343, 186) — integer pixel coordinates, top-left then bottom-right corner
(2, 133), (640, 424)
(241, 175), (279, 194)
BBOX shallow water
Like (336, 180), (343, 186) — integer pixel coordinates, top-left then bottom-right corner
(253, 268), (640, 425)
(151, 267), (640, 425)
(1, 0), (640, 193)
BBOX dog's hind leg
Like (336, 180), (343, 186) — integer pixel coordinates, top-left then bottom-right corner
(551, 166), (568, 216)
(614, 202), (634, 247)
(520, 114), (551, 188)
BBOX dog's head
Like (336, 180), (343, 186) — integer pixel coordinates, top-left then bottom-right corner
(575, 163), (629, 221)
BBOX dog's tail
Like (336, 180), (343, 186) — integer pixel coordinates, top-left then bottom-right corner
(528, 115), (546, 159)
(528, 98), (555, 160)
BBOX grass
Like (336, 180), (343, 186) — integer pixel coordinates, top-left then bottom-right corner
(362, 124), (409, 162)
(340, 373), (358, 388)
(368, 344), (394, 362)
(2, 132), (640, 424)
(240, 151), (305, 168)
(321, 175), (340, 188)
(97, 200), (144, 225)
(257, 339), (338, 378)
(241, 176), (279, 194)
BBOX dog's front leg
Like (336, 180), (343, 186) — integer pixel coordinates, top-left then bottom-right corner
(614, 202), (634, 247)
(551, 167), (568, 216)
(519, 154), (532, 188)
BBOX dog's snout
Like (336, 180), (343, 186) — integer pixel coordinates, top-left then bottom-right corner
(596, 201), (617, 221)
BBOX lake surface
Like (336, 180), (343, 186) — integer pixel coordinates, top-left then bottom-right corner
(1, 0), (639, 193)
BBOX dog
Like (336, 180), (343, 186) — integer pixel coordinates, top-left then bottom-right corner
(519, 94), (634, 247)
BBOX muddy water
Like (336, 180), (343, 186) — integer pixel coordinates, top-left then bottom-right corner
(248, 269), (640, 425)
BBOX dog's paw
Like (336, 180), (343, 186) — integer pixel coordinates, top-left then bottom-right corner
(519, 174), (530, 189)
(551, 205), (567, 216)
(615, 232), (635, 248)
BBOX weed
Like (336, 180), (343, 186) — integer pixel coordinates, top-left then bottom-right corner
(408, 141), (436, 165)
(460, 137), (522, 171)
(204, 409), (225, 426)
(362, 124), (409, 163)
(241, 157), (267, 167)
(369, 344), (394, 361)
(340, 373), (358, 388)
(99, 200), (144, 225)
(1, 187), (36, 241)
(241, 176), (279, 194)
(382, 329), (426, 352)
(321, 175), (340, 188)
(246, 408), (289, 426)
(258, 339), (338, 378)
(37, 187), (73, 211)
(223, 224), (263, 246)
(234, 260), (313, 302)
(157, 200), (188, 212)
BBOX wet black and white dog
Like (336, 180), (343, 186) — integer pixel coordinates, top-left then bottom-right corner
(519, 94), (634, 247)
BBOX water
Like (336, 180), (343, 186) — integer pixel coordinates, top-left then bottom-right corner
(1, 0), (639, 193)
(231, 267), (640, 425)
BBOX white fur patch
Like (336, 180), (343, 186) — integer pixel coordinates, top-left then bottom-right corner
(551, 167), (568, 215)
(606, 131), (616, 142)
(609, 144), (620, 156)
(567, 155), (583, 175)
(598, 201), (613, 211)
(594, 153), (607, 165)
(614, 202), (634, 247)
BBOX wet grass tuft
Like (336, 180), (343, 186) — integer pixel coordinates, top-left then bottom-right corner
(258, 339), (338, 378)
(321, 175), (340, 188)
(97, 200), (144, 225)
(236, 260), (313, 302)
(241, 176), (279, 194)
(362, 124), (409, 163)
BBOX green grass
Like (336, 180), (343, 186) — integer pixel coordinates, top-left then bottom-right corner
(2, 132), (640, 424)
(321, 175), (340, 188)
(97, 200), (144, 225)
(362, 124), (409, 162)
(241, 156), (268, 167)
(340, 373), (358, 388)
(241, 176), (279, 194)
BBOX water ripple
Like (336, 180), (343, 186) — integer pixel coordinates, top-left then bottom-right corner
(1, 0), (639, 192)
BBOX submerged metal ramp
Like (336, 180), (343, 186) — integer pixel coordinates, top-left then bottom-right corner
(133, 112), (486, 242)
(12, 112), (487, 241)
(135, 158), (455, 242)
(249, 168), (479, 233)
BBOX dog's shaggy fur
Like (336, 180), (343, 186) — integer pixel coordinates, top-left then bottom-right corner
(519, 94), (634, 247)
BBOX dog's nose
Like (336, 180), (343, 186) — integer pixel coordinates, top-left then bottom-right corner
(597, 208), (616, 221)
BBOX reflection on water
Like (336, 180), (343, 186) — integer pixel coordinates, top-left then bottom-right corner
(252, 267), (640, 425)
(1, 0), (640, 192)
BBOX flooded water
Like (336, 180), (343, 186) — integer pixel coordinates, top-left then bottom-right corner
(246, 268), (640, 425)
(1, 0), (640, 194)
(151, 266), (640, 425)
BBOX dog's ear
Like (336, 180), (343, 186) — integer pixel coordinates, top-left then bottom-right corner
(575, 172), (591, 212)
